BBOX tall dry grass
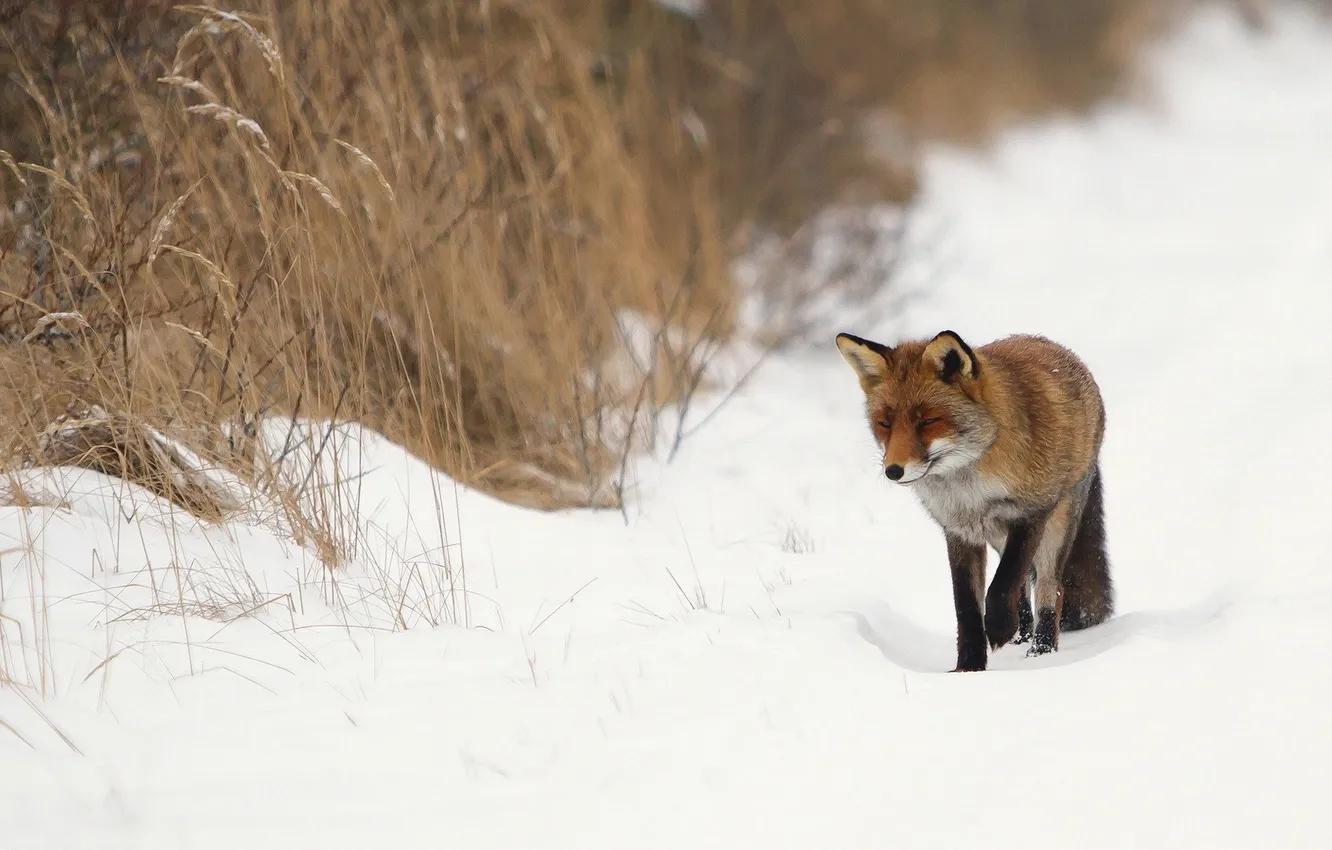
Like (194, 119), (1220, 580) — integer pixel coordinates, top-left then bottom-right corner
(0, 0), (1176, 540)
(1, 0), (737, 539)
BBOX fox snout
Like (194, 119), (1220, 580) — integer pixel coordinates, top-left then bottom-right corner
(883, 457), (931, 484)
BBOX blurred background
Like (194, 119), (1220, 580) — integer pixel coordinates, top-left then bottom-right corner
(0, 0), (1313, 518)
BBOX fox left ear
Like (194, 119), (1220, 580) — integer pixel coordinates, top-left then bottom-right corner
(923, 330), (980, 384)
(835, 332), (894, 393)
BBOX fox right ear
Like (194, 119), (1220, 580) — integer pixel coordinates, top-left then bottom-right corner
(923, 330), (980, 385)
(835, 332), (893, 392)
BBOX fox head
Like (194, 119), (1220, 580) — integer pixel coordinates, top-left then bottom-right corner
(835, 330), (998, 484)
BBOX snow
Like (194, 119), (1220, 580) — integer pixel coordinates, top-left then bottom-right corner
(649, 0), (706, 18)
(5, 3), (1332, 847)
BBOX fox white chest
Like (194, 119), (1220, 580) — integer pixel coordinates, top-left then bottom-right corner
(913, 470), (1023, 551)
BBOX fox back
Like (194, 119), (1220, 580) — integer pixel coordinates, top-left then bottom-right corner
(835, 330), (1104, 508)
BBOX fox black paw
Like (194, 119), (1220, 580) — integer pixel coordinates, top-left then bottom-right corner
(1027, 606), (1058, 656)
(1017, 598), (1034, 644)
(954, 639), (987, 672)
(984, 598), (1019, 649)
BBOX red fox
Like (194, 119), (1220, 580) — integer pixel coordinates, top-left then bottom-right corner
(835, 329), (1113, 672)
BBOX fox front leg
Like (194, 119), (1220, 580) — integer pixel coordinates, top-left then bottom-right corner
(945, 534), (988, 672)
(984, 521), (1036, 650)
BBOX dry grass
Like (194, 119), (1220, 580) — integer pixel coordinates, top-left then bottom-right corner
(780, 522), (815, 555)
(571, 0), (1177, 235)
(0, 0), (1176, 542)
(0, 0), (733, 534)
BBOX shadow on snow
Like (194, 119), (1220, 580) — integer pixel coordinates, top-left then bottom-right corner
(840, 589), (1239, 674)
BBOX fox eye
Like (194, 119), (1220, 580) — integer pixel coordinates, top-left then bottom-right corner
(877, 420), (893, 430)
(919, 417), (941, 427)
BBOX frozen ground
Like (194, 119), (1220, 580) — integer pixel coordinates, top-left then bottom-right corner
(4, 3), (1332, 848)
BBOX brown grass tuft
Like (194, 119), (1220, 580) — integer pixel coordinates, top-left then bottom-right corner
(34, 404), (240, 522)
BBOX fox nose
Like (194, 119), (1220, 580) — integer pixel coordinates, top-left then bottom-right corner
(884, 464), (904, 481)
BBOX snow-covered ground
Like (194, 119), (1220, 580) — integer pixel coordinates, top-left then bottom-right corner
(5, 4), (1332, 848)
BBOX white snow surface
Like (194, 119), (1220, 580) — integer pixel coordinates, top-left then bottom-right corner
(5, 4), (1332, 848)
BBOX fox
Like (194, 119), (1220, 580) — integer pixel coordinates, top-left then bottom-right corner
(835, 328), (1113, 672)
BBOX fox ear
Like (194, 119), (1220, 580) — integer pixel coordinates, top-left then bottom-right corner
(923, 330), (980, 384)
(835, 332), (893, 392)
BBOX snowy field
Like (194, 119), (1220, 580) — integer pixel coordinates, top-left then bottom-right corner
(4, 4), (1332, 848)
